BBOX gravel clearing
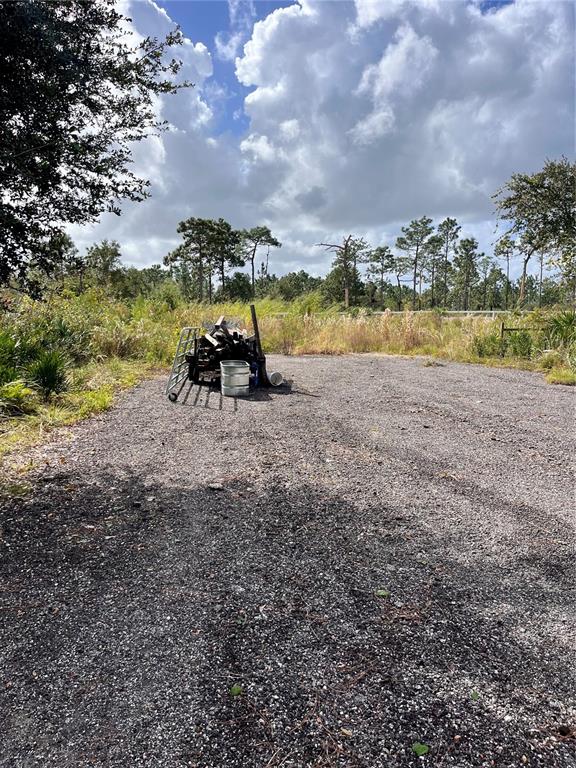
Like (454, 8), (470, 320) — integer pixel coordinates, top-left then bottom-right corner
(1, 354), (575, 768)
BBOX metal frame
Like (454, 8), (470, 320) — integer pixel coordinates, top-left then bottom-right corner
(165, 327), (198, 401)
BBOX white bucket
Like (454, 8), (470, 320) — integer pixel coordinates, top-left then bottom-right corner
(269, 371), (283, 386)
(220, 360), (250, 397)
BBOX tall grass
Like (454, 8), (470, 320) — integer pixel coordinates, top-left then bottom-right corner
(2, 291), (575, 370)
(0, 291), (574, 472)
(262, 311), (496, 358)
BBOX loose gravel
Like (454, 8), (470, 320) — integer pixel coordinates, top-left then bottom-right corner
(0, 355), (575, 768)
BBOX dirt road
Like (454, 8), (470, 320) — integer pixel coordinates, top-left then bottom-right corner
(1, 355), (574, 767)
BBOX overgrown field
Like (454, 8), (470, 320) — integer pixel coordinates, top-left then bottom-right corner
(1, 290), (575, 472)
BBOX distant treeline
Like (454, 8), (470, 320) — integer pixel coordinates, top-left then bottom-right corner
(22, 222), (573, 312)
(7, 157), (574, 311)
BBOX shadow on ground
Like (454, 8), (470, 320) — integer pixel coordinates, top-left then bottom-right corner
(170, 380), (301, 410)
(0, 467), (574, 768)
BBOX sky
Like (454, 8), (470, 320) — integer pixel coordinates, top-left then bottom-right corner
(69, 0), (575, 280)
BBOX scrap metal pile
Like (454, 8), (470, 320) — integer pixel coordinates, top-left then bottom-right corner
(166, 304), (277, 401)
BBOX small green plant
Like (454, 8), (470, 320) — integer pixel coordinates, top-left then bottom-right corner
(229, 684), (243, 697)
(471, 333), (506, 358)
(375, 588), (390, 598)
(27, 350), (70, 400)
(0, 332), (20, 384)
(0, 363), (19, 386)
(471, 689), (480, 701)
(411, 742), (430, 757)
(506, 330), (532, 359)
(568, 343), (576, 372)
(545, 368), (576, 386)
(546, 310), (576, 348)
(0, 380), (37, 414)
(536, 349), (564, 370)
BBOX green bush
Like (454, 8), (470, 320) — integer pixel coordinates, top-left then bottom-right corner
(0, 331), (39, 382)
(546, 310), (576, 348)
(0, 363), (19, 386)
(507, 330), (533, 358)
(27, 350), (70, 400)
(0, 330), (16, 358)
(471, 333), (506, 358)
(537, 349), (565, 370)
(91, 320), (146, 359)
(567, 343), (576, 373)
(0, 380), (37, 414)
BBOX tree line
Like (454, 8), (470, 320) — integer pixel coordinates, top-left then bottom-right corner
(35, 155), (572, 311)
(31, 224), (572, 314)
(1, 2), (573, 311)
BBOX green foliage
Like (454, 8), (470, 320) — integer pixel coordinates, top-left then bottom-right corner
(91, 320), (147, 359)
(452, 238), (480, 311)
(85, 240), (122, 285)
(472, 333), (506, 358)
(0, 364), (18, 386)
(506, 330), (533, 358)
(0, 380), (36, 414)
(318, 235), (370, 307)
(274, 271), (323, 302)
(411, 742), (430, 757)
(374, 589), (390, 598)
(238, 226), (282, 295)
(229, 684), (243, 697)
(287, 291), (326, 316)
(546, 310), (576, 347)
(1, 1), (191, 291)
(321, 263), (366, 307)
(151, 281), (182, 310)
(545, 368), (576, 386)
(537, 349), (565, 370)
(219, 272), (253, 302)
(396, 217), (434, 310)
(27, 350), (69, 400)
(494, 157), (575, 282)
(0, 330), (18, 374)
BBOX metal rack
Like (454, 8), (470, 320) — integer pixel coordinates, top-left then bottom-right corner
(165, 327), (198, 402)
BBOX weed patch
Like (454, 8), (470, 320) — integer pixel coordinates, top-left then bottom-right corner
(545, 368), (576, 386)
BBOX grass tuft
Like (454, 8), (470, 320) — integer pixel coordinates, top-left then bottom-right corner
(545, 368), (576, 386)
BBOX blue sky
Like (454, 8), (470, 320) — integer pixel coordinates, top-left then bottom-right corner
(156, 0), (295, 135)
(71, 0), (574, 279)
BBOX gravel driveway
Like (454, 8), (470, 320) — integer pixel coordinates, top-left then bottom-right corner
(1, 355), (574, 768)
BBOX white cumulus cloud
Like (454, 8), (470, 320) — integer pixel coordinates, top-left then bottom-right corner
(71, 0), (574, 279)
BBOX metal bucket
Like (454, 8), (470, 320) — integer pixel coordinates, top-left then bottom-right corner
(269, 371), (283, 386)
(220, 360), (250, 397)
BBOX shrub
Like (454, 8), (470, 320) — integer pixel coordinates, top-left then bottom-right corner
(0, 380), (37, 414)
(568, 343), (576, 373)
(546, 310), (576, 348)
(0, 363), (19, 386)
(537, 349), (565, 370)
(471, 333), (506, 358)
(27, 351), (70, 400)
(507, 330), (533, 359)
(0, 330), (17, 366)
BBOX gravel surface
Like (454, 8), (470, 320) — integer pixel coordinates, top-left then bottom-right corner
(1, 355), (575, 768)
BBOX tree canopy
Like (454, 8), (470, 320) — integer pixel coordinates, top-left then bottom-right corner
(493, 157), (576, 298)
(238, 227), (282, 295)
(0, 0), (191, 292)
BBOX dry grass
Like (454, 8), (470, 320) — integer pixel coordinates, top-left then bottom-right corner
(260, 312), (492, 359)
